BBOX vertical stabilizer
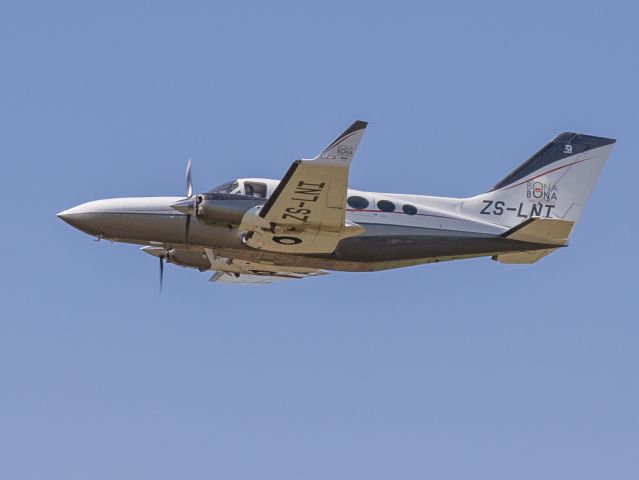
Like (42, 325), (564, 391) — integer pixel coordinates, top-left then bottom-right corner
(463, 132), (615, 230)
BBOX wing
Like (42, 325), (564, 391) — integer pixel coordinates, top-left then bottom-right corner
(142, 246), (327, 285)
(239, 120), (368, 254)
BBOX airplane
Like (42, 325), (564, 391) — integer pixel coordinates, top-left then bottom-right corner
(57, 121), (615, 285)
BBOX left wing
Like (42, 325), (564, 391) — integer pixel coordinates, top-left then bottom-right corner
(239, 120), (368, 254)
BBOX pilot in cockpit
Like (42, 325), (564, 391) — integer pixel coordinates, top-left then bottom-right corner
(244, 182), (267, 198)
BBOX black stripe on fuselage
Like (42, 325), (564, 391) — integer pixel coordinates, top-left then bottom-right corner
(331, 233), (561, 263)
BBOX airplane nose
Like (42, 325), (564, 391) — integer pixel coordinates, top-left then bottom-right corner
(58, 197), (184, 240)
(57, 204), (95, 232)
(57, 205), (79, 221)
(56, 200), (120, 235)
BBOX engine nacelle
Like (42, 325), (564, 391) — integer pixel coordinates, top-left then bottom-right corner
(141, 246), (211, 270)
(194, 193), (264, 226)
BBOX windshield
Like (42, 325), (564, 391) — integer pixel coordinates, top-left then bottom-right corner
(208, 180), (239, 194)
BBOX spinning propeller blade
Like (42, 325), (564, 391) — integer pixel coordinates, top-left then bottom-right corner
(186, 158), (193, 198)
(170, 159), (196, 247)
(159, 255), (165, 293)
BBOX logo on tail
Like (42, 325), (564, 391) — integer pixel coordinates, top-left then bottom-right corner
(527, 181), (558, 203)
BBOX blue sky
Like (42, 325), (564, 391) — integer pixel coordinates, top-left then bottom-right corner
(1, 1), (638, 478)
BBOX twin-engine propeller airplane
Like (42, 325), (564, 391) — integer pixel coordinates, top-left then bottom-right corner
(58, 121), (615, 285)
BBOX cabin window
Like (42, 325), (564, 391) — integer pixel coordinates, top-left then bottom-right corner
(244, 182), (267, 198)
(347, 196), (370, 210)
(402, 204), (417, 215)
(377, 200), (396, 212)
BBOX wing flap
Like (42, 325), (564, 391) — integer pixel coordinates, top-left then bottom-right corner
(205, 249), (327, 281)
(209, 270), (324, 284)
(210, 272), (282, 284)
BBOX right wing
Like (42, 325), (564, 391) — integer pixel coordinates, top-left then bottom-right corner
(142, 246), (327, 284)
(239, 120), (368, 254)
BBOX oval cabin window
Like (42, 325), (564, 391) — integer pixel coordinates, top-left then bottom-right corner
(377, 200), (396, 212)
(347, 196), (370, 210)
(402, 204), (417, 215)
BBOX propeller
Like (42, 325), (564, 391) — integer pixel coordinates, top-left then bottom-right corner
(186, 158), (193, 198)
(149, 247), (172, 293)
(159, 254), (165, 293)
(184, 159), (193, 245)
(171, 159), (198, 246)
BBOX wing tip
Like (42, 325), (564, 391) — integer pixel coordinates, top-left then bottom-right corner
(335, 120), (368, 142)
(322, 120), (369, 153)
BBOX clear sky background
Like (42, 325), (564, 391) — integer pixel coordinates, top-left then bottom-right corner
(1, 1), (637, 479)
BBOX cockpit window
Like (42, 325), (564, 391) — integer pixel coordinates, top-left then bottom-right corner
(244, 182), (267, 198)
(209, 181), (239, 194)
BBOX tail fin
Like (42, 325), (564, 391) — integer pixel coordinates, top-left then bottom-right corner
(464, 132), (616, 230)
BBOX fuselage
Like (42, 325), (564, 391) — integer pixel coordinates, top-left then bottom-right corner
(57, 178), (551, 272)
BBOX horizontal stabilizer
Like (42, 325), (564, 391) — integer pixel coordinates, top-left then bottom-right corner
(501, 218), (575, 245)
(492, 248), (559, 264)
(494, 218), (574, 264)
